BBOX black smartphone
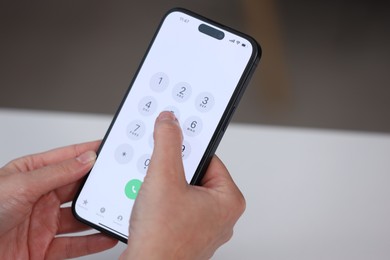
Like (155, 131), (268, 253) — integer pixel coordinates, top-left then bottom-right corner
(73, 8), (261, 242)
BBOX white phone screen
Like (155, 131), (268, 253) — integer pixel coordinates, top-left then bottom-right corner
(74, 9), (258, 240)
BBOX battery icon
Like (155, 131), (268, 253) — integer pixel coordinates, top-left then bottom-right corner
(241, 43), (246, 47)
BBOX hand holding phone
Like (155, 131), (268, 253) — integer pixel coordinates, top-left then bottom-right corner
(121, 111), (246, 259)
(73, 8), (261, 242)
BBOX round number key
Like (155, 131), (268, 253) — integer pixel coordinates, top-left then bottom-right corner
(172, 82), (192, 103)
(181, 140), (191, 160)
(195, 92), (215, 112)
(183, 116), (203, 137)
(137, 154), (151, 174)
(126, 120), (146, 140)
(164, 105), (180, 120)
(114, 143), (134, 164)
(138, 96), (157, 116)
(150, 72), (169, 92)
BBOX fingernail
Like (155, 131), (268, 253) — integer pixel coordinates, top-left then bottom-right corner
(157, 111), (177, 122)
(76, 151), (97, 164)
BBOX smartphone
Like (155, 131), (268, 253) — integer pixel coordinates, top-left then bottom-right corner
(73, 8), (261, 242)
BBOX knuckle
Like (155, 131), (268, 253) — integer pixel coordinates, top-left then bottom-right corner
(220, 189), (246, 224)
(236, 192), (246, 216)
(223, 229), (234, 243)
(6, 154), (40, 173)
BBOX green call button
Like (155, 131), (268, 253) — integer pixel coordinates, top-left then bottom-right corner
(125, 179), (142, 200)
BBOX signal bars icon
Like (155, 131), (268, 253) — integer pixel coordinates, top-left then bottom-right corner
(229, 39), (247, 47)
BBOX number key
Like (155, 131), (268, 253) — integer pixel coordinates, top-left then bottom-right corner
(127, 120), (146, 140)
(172, 82), (192, 102)
(150, 72), (169, 92)
(195, 92), (215, 112)
(183, 116), (203, 137)
(139, 96), (157, 116)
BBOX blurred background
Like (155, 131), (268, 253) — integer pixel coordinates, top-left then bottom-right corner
(1, 0), (390, 133)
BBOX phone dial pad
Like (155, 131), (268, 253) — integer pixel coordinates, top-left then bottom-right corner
(114, 71), (217, 199)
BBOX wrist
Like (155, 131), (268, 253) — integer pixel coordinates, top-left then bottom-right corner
(121, 234), (180, 260)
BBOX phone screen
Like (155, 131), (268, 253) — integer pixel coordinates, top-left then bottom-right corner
(73, 8), (260, 241)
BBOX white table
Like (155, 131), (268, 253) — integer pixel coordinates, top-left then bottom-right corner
(1, 108), (390, 260)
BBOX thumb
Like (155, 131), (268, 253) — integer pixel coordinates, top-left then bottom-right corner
(147, 111), (185, 184)
(26, 151), (96, 198)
